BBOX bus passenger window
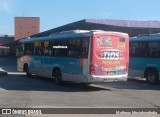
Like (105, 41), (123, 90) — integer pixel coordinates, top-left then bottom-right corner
(130, 42), (144, 57)
(48, 41), (53, 56)
(135, 43), (143, 57)
(130, 43), (137, 57)
(34, 42), (42, 55)
(68, 39), (81, 58)
(81, 38), (89, 58)
(43, 41), (49, 56)
(68, 50), (75, 56)
(148, 42), (159, 57)
(52, 40), (67, 57)
(17, 44), (25, 57)
(142, 42), (149, 57)
(24, 43), (34, 55)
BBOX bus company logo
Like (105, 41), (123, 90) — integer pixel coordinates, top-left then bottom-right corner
(2, 109), (11, 114)
(97, 36), (112, 47)
(101, 51), (120, 60)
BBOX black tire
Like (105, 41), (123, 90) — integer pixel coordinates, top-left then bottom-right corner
(26, 66), (32, 78)
(145, 69), (159, 84)
(53, 69), (62, 84)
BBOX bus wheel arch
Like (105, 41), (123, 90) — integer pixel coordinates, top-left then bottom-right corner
(144, 67), (159, 84)
(52, 67), (62, 84)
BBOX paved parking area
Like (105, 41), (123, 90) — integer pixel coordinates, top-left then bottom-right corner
(0, 57), (160, 116)
(0, 74), (160, 108)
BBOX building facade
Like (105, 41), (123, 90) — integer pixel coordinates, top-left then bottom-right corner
(14, 17), (40, 41)
(0, 35), (14, 56)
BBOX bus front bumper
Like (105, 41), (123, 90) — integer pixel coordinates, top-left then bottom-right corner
(88, 74), (128, 83)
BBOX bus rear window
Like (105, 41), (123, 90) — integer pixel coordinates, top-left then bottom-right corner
(119, 38), (125, 42)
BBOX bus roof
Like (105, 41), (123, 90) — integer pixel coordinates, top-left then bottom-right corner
(130, 33), (160, 42)
(20, 30), (128, 43)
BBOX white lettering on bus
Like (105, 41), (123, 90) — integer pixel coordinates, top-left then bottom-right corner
(53, 45), (68, 48)
(102, 51), (120, 60)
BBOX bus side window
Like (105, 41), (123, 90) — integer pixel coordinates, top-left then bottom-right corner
(158, 42), (160, 57)
(53, 40), (67, 57)
(17, 43), (25, 57)
(75, 39), (81, 58)
(142, 42), (149, 57)
(43, 41), (49, 56)
(68, 50), (75, 56)
(34, 42), (43, 56)
(24, 43), (34, 55)
(67, 39), (81, 58)
(135, 42), (143, 57)
(130, 42), (143, 57)
(81, 38), (89, 58)
(130, 43), (137, 57)
(68, 39), (75, 57)
(48, 41), (53, 56)
(148, 42), (160, 58)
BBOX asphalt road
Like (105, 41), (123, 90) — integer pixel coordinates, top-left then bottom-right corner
(0, 57), (160, 116)
(0, 75), (160, 108)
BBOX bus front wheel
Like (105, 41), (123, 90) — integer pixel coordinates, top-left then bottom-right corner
(53, 69), (62, 84)
(26, 66), (32, 78)
(145, 69), (159, 84)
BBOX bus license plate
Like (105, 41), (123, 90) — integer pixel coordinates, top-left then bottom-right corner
(107, 71), (115, 75)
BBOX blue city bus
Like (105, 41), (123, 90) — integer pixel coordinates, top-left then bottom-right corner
(129, 33), (160, 84)
(17, 30), (129, 84)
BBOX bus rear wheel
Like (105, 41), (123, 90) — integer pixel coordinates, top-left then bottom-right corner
(53, 69), (62, 84)
(145, 69), (159, 84)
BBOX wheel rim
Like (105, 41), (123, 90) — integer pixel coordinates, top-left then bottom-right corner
(148, 73), (155, 83)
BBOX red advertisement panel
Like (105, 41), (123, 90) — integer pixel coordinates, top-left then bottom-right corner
(90, 33), (129, 76)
